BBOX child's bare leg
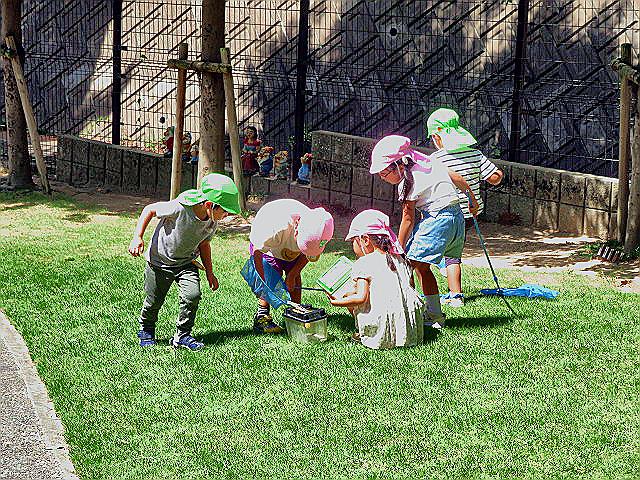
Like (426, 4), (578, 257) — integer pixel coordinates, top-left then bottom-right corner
(412, 260), (444, 321)
(446, 263), (462, 293)
(286, 273), (302, 303)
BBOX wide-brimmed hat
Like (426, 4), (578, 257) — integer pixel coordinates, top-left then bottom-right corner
(296, 207), (334, 261)
(426, 108), (477, 151)
(177, 173), (241, 214)
(345, 209), (403, 255)
(370, 135), (413, 174)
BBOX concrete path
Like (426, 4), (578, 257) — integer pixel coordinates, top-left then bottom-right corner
(0, 311), (78, 480)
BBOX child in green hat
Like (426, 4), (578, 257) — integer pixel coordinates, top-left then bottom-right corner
(128, 173), (241, 350)
(426, 108), (503, 307)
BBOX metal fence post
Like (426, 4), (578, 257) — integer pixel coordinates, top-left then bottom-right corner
(112, 0), (122, 145)
(293, 0), (310, 179)
(508, 0), (530, 164)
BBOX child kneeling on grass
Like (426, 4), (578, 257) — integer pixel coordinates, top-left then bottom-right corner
(370, 135), (479, 329)
(427, 108), (503, 307)
(329, 209), (423, 349)
(249, 198), (334, 334)
(128, 173), (241, 350)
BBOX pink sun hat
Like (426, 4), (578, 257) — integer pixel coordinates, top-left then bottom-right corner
(370, 134), (431, 174)
(345, 209), (404, 255)
(296, 207), (334, 261)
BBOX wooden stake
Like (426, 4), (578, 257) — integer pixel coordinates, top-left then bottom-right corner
(618, 43), (632, 243)
(169, 43), (188, 200)
(5, 36), (50, 194)
(220, 47), (246, 211)
(625, 84), (640, 254)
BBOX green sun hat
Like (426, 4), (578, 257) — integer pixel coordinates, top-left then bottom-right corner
(426, 108), (477, 151)
(177, 173), (241, 214)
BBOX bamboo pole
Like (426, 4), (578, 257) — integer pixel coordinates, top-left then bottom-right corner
(5, 36), (50, 194)
(169, 43), (188, 200)
(167, 59), (231, 74)
(220, 47), (246, 211)
(617, 43), (632, 243)
(625, 84), (640, 254)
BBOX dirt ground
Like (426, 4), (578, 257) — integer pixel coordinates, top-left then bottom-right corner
(6, 180), (640, 293)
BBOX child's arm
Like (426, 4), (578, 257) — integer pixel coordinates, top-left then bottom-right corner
(199, 240), (218, 291)
(486, 169), (503, 185)
(398, 200), (416, 249)
(329, 278), (369, 308)
(447, 169), (479, 216)
(129, 203), (161, 256)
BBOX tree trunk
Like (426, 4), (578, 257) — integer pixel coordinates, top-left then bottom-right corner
(198, 0), (226, 183)
(625, 88), (640, 254)
(1, 0), (33, 188)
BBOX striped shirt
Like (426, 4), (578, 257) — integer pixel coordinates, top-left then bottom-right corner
(431, 147), (498, 218)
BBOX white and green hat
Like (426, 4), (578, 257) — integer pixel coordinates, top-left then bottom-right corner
(426, 108), (477, 151)
(178, 173), (241, 214)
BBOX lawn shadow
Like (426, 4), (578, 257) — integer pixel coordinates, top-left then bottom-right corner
(198, 329), (258, 345)
(445, 314), (512, 329)
(329, 312), (356, 333)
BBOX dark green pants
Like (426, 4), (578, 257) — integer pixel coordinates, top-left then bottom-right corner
(139, 262), (201, 340)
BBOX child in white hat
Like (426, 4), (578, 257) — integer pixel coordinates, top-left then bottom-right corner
(329, 209), (423, 349)
(369, 135), (479, 328)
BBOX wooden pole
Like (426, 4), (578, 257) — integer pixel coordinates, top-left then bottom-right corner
(5, 36), (50, 194)
(617, 43), (632, 243)
(170, 42), (188, 200)
(625, 84), (640, 254)
(220, 47), (246, 211)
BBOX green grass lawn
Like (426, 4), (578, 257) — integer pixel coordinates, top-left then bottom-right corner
(1, 192), (640, 479)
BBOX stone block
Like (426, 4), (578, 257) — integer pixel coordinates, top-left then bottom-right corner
(484, 191), (509, 223)
(509, 194), (534, 226)
(71, 163), (88, 186)
(560, 172), (585, 206)
(584, 208), (610, 239)
(72, 138), (89, 166)
(585, 176), (612, 210)
(558, 204), (584, 234)
(105, 169), (122, 191)
(609, 213), (619, 240)
(372, 174), (394, 201)
(350, 194), (372, 213)
(331, 163), (352, 194)
(311, 160), (330, 189)
(535, 170), (560, 201)
(311, 131), (332, 164)
(351, 167), (373, 197)
(139, 153), (159, 196)
(105, 145), (123, 173)
(534, 200), (559, 231)
(510, 164), (535, 197)
(269, 179), (290, 198)
(331, 135), (353, 164)
(611, 182), (618, 212)
(122, 150), (141, 192)
(289, 183), (310, 202)
(57, 136), (73, 164)
(87, 166), (105, 186)
(88, 142), (107, 168)
(155, 156), (172, 198)
(250, 175), (270, 196)
(352, 138), (375, 168)
(309, 187), (329, 207)
(329, 190), (351, 212)
(180, 163), (195, 191)
(56, 160), (71, 184)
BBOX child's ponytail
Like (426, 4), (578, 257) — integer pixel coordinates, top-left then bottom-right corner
(398, 155), (416, 203)
(368, 234), (409, 272)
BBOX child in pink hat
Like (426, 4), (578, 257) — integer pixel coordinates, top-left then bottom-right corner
(370, 135), (479, 329)
(249, 199), (334, 333)
(328, 209), (424, 349)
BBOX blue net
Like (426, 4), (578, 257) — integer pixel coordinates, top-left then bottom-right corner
(481, 284), (559, 300)
(240, 257), (291, 309)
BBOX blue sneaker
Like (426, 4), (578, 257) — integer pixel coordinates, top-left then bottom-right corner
(137, 330), (156, 347)
(171, 335), (204, 351)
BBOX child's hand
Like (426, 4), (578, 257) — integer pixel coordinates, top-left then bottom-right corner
(129, 236), (144, 257)
(207, 272), (219, 292)
(469, 201), (479, 217)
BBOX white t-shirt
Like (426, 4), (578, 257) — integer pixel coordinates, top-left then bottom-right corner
(350, 251), (423, 349)
(249, 198), (308, 261)
(432, 147), (498, 218)
(398, 158), (459, 215)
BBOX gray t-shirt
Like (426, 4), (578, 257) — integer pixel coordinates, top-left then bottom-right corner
(145, 199), (217, 268)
